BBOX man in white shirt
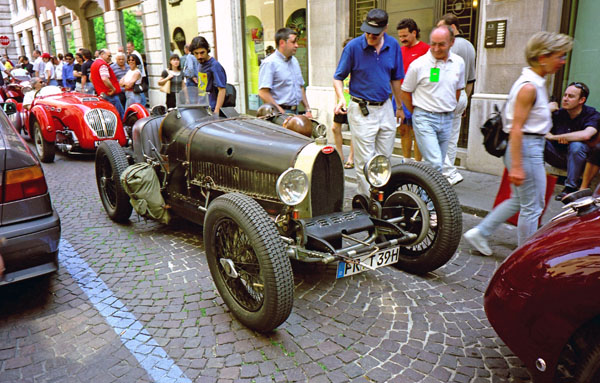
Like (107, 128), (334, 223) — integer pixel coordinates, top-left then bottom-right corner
(32, 50), (44, 78)
(401, 26), (465, 173)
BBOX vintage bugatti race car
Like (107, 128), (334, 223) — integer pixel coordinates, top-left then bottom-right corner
(8, 86), (148, 162)
(485, 188), (600, 383)
(95, 90), (463, 332)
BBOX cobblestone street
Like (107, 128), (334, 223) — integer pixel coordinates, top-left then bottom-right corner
(0, 150), (532, 382)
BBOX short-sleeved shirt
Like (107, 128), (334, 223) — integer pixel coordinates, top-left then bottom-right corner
(401, 41), (430, 75)
(334, 33), (404, 103)
(552, 105), (600, 137)
(81, 60), (94, 82)
(44, 61), (55, 79)
(258, 50), (304, 106)
(451, 36), (476, 84)
(199, 57), (227, 110)
(74, 63), (82, 83)
(401, 51), (465, 113)
(161, 69), (183, 95)
(33, 57), (44, 75)
(110, 62), (130, 81)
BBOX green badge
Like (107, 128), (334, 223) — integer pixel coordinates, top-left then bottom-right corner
(430, 68), (440, 83)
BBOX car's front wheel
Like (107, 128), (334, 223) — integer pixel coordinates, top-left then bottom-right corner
(33, 121), (55, 163)
(382, 161), (462, 274)
(95, 140), (132, 223)
(204, 193), (294, 333)
(556, 320), (600, 382)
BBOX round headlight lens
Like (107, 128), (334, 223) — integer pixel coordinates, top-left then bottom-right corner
(313, 123), (326, 138)
(364, 155), (391, 187)
(276, 168), (309, 206)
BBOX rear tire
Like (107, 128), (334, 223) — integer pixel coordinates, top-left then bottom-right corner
(95, 140), (132, 223)
(33, 120), (55, 163)
(382, 162), (462, 274)
(204, 193), (294, 333)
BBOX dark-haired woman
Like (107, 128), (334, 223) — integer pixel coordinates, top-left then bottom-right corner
(119, 54), (143, 109)
(157, 54), (183, 109)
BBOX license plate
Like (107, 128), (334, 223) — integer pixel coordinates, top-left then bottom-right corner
(336, 246), (400, 278)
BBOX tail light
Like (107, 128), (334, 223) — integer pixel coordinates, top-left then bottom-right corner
(2, 165), (48, 203)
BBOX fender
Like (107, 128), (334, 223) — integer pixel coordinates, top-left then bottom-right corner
(4, 99), (24, 132)
(30, 105), (56, 142)
(124, 103), (150, 123)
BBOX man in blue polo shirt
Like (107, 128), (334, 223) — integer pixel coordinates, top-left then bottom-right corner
(189, 36), (227, 116)
(544, 82), (600, 200)
(333, 8), (404, 195)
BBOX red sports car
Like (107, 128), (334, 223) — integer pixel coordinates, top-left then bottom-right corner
(11, 86), (148, 162)
(485, 189), (600, 383)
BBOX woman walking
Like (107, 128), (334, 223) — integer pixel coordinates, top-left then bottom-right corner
(464, 32), (573, 255)
(157, 54), (184, 109)
(119, 54), (143, 109)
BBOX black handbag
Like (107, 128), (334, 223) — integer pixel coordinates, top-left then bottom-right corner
(133, 83), (144, 94)
(481, 104), (508, 158)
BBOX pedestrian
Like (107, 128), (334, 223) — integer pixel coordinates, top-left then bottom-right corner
(62, 53), (76, 90)
(80, 49), (95, 94)
(19, 56), (34, 75)
(464, 32), (573, 254)
(126, 41), (146, 106)
(41, 53), (57, 86)
(180, 44), (190, 73)
(158, 54), (184, 109)
(110, 52), (130, 109)
(119, 54), (143, 110)
(32, 49), (44, 78)
(544, 82), (600, 199)
(397, 18), (430, 162)
(73, 53), (84, 92)
(438, 13), (477, 185)
(333, 8), (404, 195)
(189, 36), (227, 115)
(331, 37), (354, 167)
(54, 55), (63, 85)
(259, 27), (312, 117)
(90, 49), (124, 119)
(400, 26), (465, 173)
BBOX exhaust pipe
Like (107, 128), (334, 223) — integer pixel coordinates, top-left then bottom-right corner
(56, 143), (73, 152)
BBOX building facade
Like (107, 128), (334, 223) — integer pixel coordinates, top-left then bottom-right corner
(4, 0), (597, 176)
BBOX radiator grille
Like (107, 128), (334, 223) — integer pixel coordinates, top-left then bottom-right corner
(191, 161), (279, 200)
(84, 109), (117, 138)
(310, 152), (344, 216)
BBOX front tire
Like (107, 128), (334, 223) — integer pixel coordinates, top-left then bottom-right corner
(382, 162), (462, 274)
(556, 320), (600, 382)
(33, 121), (55, 163)
(204, 193), (294, 333)
(95, 140), (132, 223)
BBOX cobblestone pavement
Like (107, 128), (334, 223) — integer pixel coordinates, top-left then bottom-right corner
(0, 150), (533, 382)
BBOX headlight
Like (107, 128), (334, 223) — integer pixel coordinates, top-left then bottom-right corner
(276, 168), (309, 206)
(364, 155), (391, 187)
(312, 123), (326, 138)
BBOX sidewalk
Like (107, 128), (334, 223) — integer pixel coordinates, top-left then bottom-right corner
(341, 148), (565, 225)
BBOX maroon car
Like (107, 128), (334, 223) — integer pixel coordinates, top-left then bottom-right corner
(485, 189), (600, 383)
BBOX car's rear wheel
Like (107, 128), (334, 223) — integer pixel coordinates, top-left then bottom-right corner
(382, 162), (462, 274)
(556, 319), (600, 382)
(33, 120), (55, 163)
(95, 140), (132, 223)
(204, 193), (293, 333)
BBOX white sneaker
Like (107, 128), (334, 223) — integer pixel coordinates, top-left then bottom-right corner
(447, 172), (464, 186)
(464, 228), (492, 256)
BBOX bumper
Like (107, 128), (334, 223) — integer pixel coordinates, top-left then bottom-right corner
(0, 210), (61, 285)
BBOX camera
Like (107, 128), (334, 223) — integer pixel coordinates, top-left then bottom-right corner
(359, 101), (369, 116)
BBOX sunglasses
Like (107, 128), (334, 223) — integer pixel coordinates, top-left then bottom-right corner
(569, 81), (589, 98)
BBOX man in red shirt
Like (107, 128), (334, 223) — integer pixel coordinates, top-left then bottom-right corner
(90, 49), (124, 120)
(397, 18), (430, 161)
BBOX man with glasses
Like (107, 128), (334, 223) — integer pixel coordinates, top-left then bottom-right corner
(62, 53), (76, 90)
(544, 81), (600, 200)
(333, 8), (404, 195)
(90, 49), (124, 120)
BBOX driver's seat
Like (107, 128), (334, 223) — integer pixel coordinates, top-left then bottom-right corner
(131, 116), (164, 163)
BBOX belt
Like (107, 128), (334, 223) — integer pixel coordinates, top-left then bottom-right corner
(523, 132), (545, 136)
(280, 104), (298, 111)
(351, 96), (386, 106)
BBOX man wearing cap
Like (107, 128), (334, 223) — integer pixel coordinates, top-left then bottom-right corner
(401, 26), (465, 173)
(333, 8), (404, 195)
(258, 27), (312, 117)
(90, 49), (124, 120)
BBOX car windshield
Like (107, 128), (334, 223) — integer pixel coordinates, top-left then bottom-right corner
(175, 88), (210, 108)
(10, 68), (30, 80)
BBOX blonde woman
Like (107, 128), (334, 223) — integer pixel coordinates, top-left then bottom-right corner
(464, 32), (573, 254)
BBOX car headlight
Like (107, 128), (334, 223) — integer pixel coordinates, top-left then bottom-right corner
(312, 123), (326, 138)
(364, 155), (391, 187)
(276, 168), (309, 206)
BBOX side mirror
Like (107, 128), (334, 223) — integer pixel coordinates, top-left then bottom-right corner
(2, 102), (17, 116)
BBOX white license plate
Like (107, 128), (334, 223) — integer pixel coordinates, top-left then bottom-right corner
(336, 245), (400, 278)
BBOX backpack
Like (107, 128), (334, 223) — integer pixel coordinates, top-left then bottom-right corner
(223, 83), (236, 107)
(481, 104), (508, 158)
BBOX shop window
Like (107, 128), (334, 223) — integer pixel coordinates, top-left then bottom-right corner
(43, 22), (56, 56)
(242, 0), (308, 112)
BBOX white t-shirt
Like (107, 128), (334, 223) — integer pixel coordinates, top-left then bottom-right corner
(122, 68), (142, 89)
(44, 61), (55, 80)
(401, 51), (465, 113)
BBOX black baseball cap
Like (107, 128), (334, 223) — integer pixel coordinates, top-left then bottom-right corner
(361, 9), (388, 34)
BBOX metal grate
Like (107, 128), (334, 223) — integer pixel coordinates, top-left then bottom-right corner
(84, 109), (118, 138)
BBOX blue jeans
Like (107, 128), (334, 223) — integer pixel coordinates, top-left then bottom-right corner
(105, 94), (125, 120)
(477, 135), (546, 246)
(412, 107), (454, 173)
(544, 140), (590, 189)
(124, 91), (142, 112)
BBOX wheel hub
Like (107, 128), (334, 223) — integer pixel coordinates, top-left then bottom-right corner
(220, 258), (239, 278)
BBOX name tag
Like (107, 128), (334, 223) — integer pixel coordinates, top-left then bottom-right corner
(430, 68), (440, 83)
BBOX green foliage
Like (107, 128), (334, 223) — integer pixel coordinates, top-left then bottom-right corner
(93, 17), (107, 50)
(123, 9), (145, 53)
